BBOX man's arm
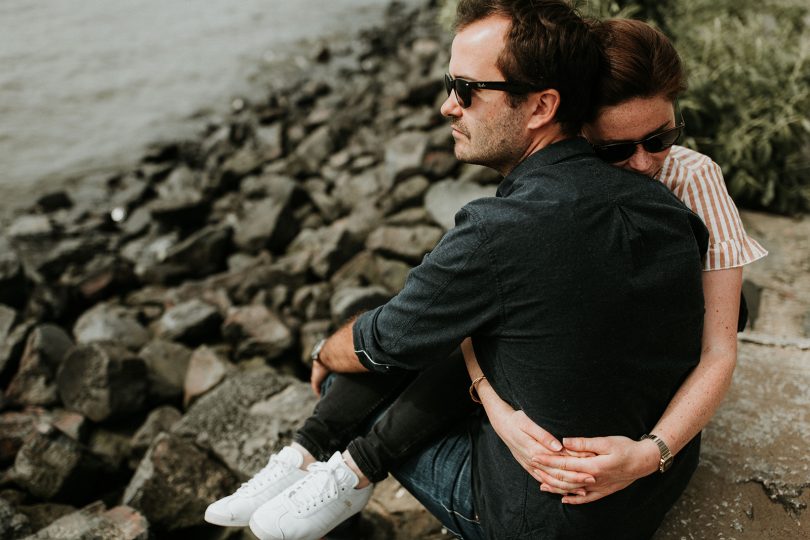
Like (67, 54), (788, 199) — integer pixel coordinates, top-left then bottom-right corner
(352, 205), (500, 372)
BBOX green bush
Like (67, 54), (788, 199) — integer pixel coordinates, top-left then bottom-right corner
(664, 1), (810, 214)
(437, 0), (810, 213)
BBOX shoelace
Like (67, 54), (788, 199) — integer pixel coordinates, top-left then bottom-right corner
(287, 461), (344, 513)
(236, 454), (292, 495)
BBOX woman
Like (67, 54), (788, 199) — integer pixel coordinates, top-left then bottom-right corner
(467, 18), (766, 505)
(206, 17), (766, 540)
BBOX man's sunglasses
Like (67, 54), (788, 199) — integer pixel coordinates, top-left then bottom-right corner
(444, 73), (540, 109)
(592, 123), (685, 163)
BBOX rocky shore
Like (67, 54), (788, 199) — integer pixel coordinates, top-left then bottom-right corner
(1, 1), (808, 539)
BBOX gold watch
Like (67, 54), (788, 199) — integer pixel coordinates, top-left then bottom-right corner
(640, 433), (673, 473)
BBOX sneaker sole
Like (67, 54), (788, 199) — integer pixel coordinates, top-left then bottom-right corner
(204, 508), (249, 527)
(249, 515), (284, 540)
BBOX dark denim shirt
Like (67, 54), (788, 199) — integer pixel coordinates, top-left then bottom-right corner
(353, 137), (708, 539)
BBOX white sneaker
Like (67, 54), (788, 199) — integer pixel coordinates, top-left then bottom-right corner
(205, 446), (308, 527)
(249, 452), (373, 540)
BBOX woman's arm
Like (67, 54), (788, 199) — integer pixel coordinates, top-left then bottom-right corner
(460, 339), (596, 491)
(535, 267), (742, 503)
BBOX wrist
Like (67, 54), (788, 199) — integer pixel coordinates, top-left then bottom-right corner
(638, 439), (663, 476)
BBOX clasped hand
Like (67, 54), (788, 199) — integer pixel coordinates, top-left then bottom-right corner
(494, 410), (658, 504)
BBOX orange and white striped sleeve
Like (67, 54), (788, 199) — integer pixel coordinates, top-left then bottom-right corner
(676, 153), (768, 271)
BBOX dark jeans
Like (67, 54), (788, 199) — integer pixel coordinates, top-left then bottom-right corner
(294, 348), (475, 483)
(391, 416), (485, 540)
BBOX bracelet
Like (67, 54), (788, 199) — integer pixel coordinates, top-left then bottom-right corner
(469, 375), (487, 404)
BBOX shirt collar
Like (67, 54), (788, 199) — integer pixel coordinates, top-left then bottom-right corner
(496, 137), (594, 198)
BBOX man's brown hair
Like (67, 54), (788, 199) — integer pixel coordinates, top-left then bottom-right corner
(593, 18), (687, 109)
(454, 0), (602, 136)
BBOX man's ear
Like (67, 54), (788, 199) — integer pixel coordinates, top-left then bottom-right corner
(526, 89), (561, 130)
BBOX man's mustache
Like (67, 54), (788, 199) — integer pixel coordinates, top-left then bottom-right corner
(450, 120), (470, 138)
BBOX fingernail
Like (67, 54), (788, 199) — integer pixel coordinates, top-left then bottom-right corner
(561, 498), (569, 504)
(562, 438), (571, 446)
(551, 441), (562, 451)
(586, 477), (596, 484)
(540, 485), (548, 492)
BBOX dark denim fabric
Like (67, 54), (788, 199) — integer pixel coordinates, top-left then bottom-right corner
(353, 137), (709, 539)
(295, 350), (474, 483)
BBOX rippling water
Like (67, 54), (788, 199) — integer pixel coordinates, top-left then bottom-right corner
(0, 0), (416, 208)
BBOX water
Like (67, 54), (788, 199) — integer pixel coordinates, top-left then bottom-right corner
(0, 0), (418, 209)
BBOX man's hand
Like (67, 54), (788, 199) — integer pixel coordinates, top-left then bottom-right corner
(310, 359), (330, 396)
(309, 320), (369, 397)
(532, 436), (660, 503)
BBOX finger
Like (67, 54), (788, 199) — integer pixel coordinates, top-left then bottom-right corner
(540, 483), (587, 497)
(533, 467), (589, 492)
(519, 417), (563, 452)
(563, 449), (598, 458)
(562, 490), (608, 505)
(533, 454), (600, 475)
(563, 437), (611, 455)
(532, 463), (595, 485)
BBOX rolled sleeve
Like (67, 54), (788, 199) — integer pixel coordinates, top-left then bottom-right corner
(352, 205), (501, 371)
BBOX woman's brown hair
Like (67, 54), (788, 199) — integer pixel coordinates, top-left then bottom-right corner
(594, 18), (687, 108)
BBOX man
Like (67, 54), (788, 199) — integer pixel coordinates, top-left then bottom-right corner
(267, 1), (707, 538)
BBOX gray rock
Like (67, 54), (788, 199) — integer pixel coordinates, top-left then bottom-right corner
(295, 125), (334, 174)
(139, 225), (232, 284)
(287, 222), (364, 279)
(255, 122), (285, 162)
(155, 299), (222, 345)
(11, 428), (114, 502)
(381, 175), (430, 214)
(0, 409), (49, 465)
(234, 194), (299, 254)
(291, 283), (332, 320)
(183, 346), (232, 408)
(222, 305), (293, 361)
(59, 255), (135, 304)
(138, 340), (193, 403)
(385, 131), (429, 181)
(5, 324), (74, 407)
(0, 320), (36, 386)
(221, 143), (266, 183)
(173, 368), (311, 476)
(7, 215), (53, 239)
(122, 432), (238, 531)
(375, 256), (412, 293)
(148, 166), (208, 225)
(458, 162), (501, 185)
(330, 285), (392, 324)
(0, 303), (18, 354)
(130, 405), (182, 460)
(0, 498), (31, 539)
(424, 179), (494, 230)
(20, 502), (148, 540)
(57, 343), (148, 423)
(423, 150), (458, 179)
(73, 303), (150, 351)
(50, 410), (89, 441)
(366, 225), (444, 264)
(0, 237), (26, 308)
(87, 427), (132, 470)
(332, 166), (394, 213)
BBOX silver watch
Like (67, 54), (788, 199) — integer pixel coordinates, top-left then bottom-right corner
(310, 338), (327, 364)
(640, 433), (673, 473)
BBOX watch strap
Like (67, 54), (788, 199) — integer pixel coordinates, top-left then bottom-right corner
(640, 433), (673, 473)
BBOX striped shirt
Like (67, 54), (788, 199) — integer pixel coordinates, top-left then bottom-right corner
(659, 145), (768, 271)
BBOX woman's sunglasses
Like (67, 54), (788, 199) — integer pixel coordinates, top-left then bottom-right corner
(592, 123), (685, 163)
(444, 73), (540, 109)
